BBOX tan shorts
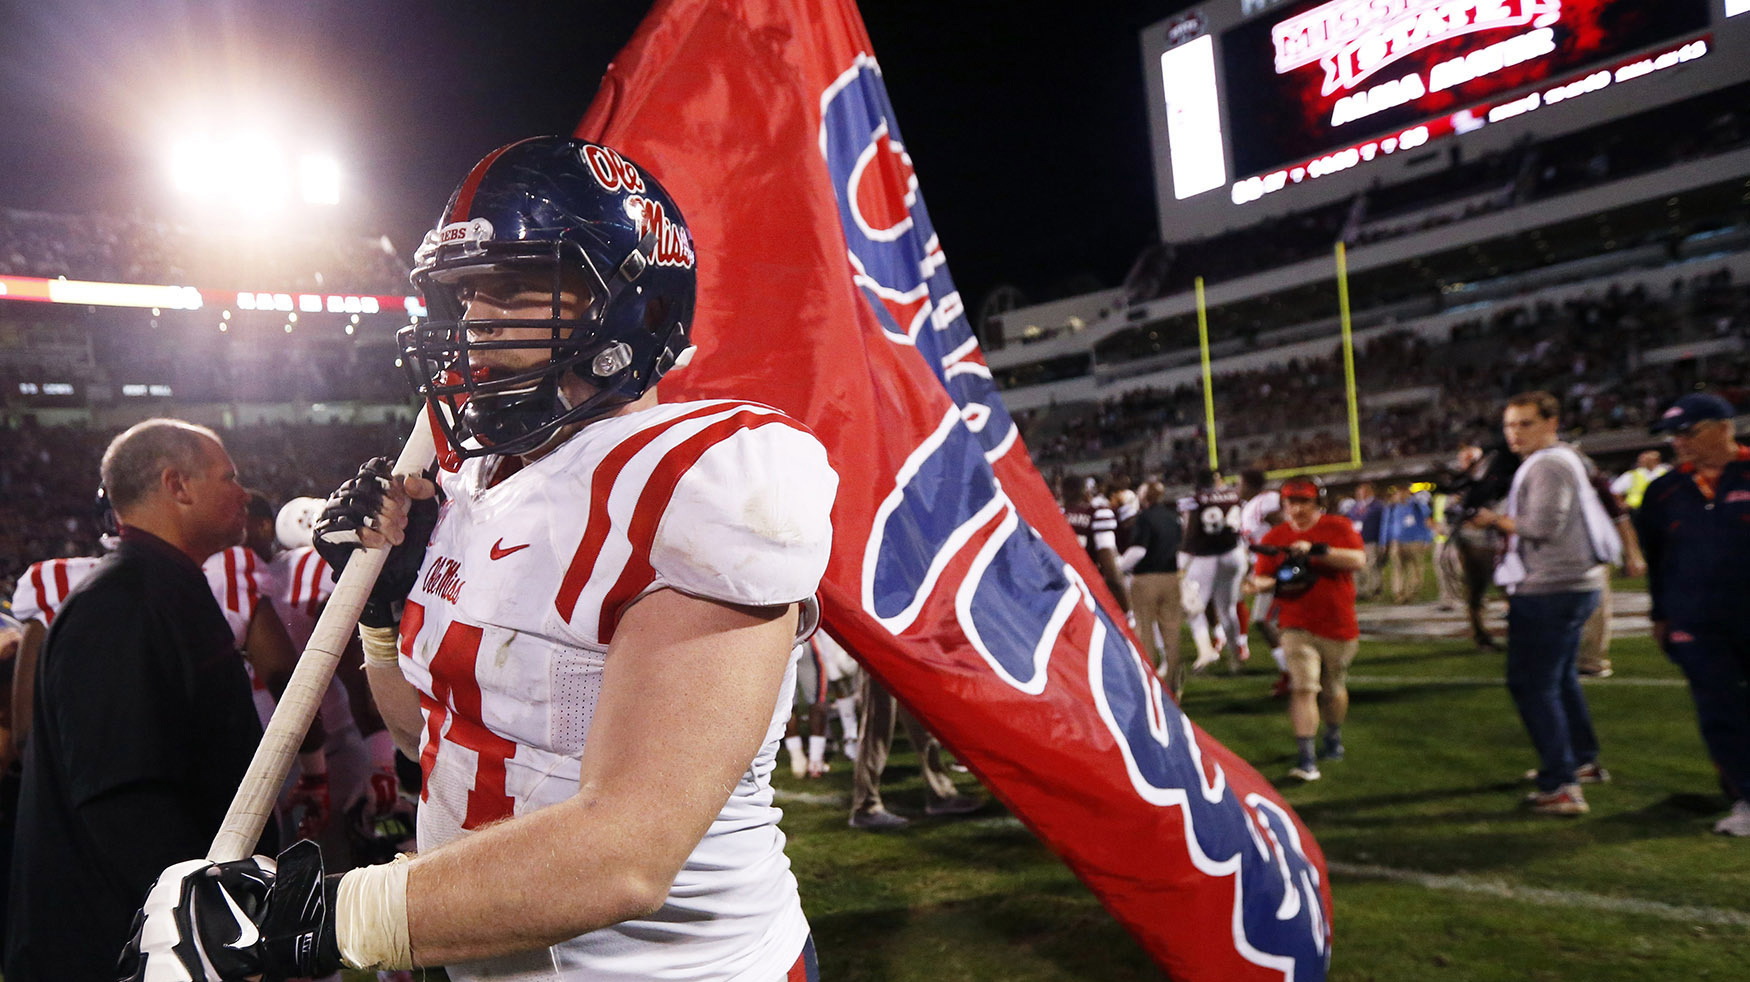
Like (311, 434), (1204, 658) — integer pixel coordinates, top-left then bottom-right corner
(1282, 629), (1358, 695)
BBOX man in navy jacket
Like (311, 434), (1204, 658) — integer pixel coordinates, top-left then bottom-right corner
(1634, 393), (1750, 837)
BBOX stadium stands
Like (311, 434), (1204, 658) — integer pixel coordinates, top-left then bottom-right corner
(0, 207), (411, 295)
(992, 79), (1750, 488)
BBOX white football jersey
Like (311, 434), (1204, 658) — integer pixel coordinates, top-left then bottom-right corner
(202, 546), (262, 651)
(259, 546), (336, 652)
(10, 556), (105, 625)
(398, 400), (837, 982)
(257, 542), (364, 749)
(1240, 490), (1283, 547)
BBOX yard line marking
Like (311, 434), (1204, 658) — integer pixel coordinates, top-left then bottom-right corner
(1328, 861), (1750, 928)
(773, 788), (850, 807)
(1345, 675), (1686, 688)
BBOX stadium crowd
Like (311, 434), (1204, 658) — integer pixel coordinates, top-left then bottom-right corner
(0, 207), (411, 296)
(0, 418), (410, 602)
(1020, 272), (1750, 482)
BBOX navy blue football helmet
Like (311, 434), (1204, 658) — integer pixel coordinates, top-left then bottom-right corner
(403, 136), (697, 459)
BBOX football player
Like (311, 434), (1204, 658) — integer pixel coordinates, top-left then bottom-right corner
(1060, 475), (1131, 615)
(203, 493), (333, 842)
(1178, 468), (1248, 673)
(122, 137), (836, 982)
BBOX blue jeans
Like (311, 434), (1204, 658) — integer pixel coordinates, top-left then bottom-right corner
(1666, 627), (1750, 801)
(1506, 590), (1601, 791)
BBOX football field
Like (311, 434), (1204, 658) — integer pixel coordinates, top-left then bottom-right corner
(776, 610), (1749, 981)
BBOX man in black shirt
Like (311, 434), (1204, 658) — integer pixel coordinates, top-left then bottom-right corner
(1121, 481), (1185, 695)
(6, 419), (270, 982)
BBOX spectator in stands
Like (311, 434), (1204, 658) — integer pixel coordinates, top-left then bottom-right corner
(1611, 449), (1669, 511)
(1343, 483), (1386, 600)
(1247, 478), (1366, 782)
(6, 419), (272, 981)
(1382, 484), (1433, 604)
(1120, 480), (1185, 695)
(1472, 391), (1621, 817)
(1635, 393), (1750, 837)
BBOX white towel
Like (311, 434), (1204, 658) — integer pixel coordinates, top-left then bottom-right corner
(1495, 445), (1622, 593)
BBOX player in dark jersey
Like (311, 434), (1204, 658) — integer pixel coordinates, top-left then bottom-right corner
(1061, 475), (1129, 615)
(1177, 469), (1248, 673)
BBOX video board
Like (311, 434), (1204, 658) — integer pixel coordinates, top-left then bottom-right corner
(1146, 0), (1745, 221)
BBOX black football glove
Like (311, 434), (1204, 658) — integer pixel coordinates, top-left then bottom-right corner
(116, 839), (340, 982)
(313, 457), (440, 629)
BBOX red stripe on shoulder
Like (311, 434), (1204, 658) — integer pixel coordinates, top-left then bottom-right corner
(291, 550), (315, 609)
(223, 548), (241, 612)
(596, 411), (812, 642)
(31, 563), (52, 626)
(554, 404), (757, 623)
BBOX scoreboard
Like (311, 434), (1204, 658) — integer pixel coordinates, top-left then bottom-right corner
(1143, 0), (1750, 238)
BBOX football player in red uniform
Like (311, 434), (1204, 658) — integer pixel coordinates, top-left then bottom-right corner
(124, 137), (834, 982)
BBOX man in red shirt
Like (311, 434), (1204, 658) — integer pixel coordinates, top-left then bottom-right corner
(1248, 477), (1367, 781)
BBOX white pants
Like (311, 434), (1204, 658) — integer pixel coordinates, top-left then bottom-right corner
(1183, 544), (1249, 665)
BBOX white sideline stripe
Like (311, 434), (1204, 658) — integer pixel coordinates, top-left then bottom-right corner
(774, 789), (1747, 927)
(773, 788), (850, 807)
(1328, 861), (1750, 928)
(1346, 674), (1686, 688)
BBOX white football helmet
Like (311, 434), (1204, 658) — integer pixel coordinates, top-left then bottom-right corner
(276, 497), (326, 550)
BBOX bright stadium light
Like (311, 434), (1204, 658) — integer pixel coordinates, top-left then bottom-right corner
(164, 129), (340, 212)
(168, 138), (217, 195)
(300, 154), (340, 205)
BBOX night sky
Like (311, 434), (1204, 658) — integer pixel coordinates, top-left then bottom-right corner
(0, 0), (1189, 314)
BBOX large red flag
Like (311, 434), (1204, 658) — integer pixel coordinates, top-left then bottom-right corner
(578, 2), (1332, 978)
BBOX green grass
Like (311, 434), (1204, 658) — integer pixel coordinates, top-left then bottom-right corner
(777, 627), (1750, 981)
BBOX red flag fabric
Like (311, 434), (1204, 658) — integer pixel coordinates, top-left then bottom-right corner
(578, 2), (1332, 978)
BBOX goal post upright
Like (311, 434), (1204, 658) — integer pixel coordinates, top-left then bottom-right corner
(1196, 275), (1219, 473)
(1263, 241), (1365, 481)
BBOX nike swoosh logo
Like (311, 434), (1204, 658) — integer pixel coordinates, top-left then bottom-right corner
(490, 539), (531, 560)
(217, 882), (260, 950)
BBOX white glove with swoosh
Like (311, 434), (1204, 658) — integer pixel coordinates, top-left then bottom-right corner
(116, 840), (340, 982)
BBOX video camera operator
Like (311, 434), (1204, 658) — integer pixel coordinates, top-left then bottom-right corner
(1246, 478), (1365, 782)
(1434, 442), (1518, 649)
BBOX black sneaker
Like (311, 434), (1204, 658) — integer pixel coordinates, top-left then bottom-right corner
(1319, 739), (1345, 762)
(849, 808), (910, 831)
(924, 793), (985, 817)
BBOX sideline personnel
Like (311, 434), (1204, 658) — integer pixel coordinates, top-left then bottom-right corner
(1121, 480), (1185, 694)
(1635, 393), (1750, 836)
(5, 419), (266, 982)
(1247, 478), (1365, 782)
(1473, 391), (1621, 816)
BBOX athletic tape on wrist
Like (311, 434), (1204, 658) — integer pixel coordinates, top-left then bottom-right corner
(335, 854), (413, 970)
(359, 623), (401, 669)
